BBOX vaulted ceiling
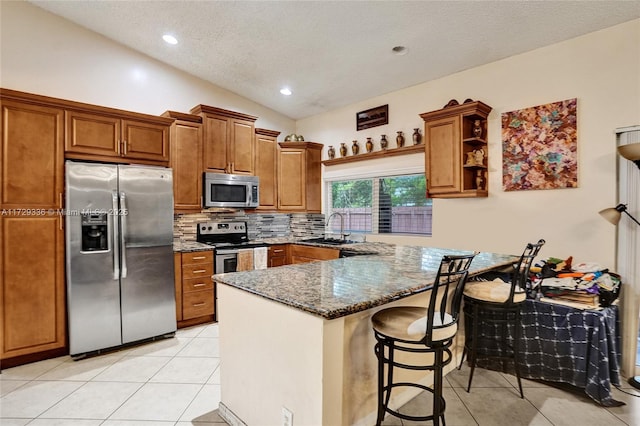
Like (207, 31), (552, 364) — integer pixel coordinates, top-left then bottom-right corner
(30, 1), (640, 120)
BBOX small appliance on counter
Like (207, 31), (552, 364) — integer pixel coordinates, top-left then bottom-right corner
(66, 161), (176, 357)
(203, 173), (259, 208)
(196, 220), (268, 273)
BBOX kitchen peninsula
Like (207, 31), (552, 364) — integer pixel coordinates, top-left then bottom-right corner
(213, 244), (518, 426)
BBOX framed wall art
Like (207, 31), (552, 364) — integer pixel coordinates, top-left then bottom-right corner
(502, 98), (578, 191)
(356, 104), (388, 131)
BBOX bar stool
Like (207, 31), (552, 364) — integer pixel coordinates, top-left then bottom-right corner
(371, 253), (477, 426)
(460, 239), (545, 398)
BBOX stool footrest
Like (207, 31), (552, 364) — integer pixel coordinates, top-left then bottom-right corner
(381, 382), (446, 423)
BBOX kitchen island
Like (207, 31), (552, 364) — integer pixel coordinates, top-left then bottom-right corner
(213, 245), (518, 426)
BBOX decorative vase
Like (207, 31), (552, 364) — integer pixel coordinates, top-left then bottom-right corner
(340, 143), (348, 157)
(327, 145), (335, 159)
(365, 137), (374, 153)
(352, 140), (359, 155)
(380, 135), (388, 150)
(412, 128), (422, 145)
(296, 134), (305, 141)
(476, 170), (484, 190)
(396, 131), (405, 148)
(473, 120), (483, 139)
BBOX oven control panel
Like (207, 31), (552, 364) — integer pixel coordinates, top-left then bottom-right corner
(198, 221), (246, 235)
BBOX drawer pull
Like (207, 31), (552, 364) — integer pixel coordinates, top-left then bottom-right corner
(192, 269), (207, 274)
(193, 283), (207, 287)
(192, 302), (206, 307)
(192, 256), (206, 260)
(273, 249), (284, 253)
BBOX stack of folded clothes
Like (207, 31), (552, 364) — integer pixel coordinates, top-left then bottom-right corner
(531, 257), (621, 309)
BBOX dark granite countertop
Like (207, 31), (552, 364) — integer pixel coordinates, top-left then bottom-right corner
(173, 236), (385, 254)
(213, 245), (519, 319)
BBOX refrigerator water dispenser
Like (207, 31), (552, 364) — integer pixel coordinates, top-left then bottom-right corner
(81, 213), (108, 252)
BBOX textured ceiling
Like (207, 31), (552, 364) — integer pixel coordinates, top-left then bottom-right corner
(29, 0), (640, 120)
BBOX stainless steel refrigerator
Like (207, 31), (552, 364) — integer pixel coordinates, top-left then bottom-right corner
(65, 161), (176, 356)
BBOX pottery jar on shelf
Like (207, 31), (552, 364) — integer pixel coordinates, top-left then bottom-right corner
(473, 120), (483, 139)
(396, 131), (405, 147)
(365, 137), (374, 153)
(412, 128), (422, 145)
(380, 134), (388, 150)
(327, 145), (336, 159)
(352, 140), (359, 155)
(340, 143), (348, 157)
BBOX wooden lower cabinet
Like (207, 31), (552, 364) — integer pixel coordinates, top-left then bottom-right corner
(289, 244), (339, 264)
(175, 250), (215, 327)
(268, 244), (289, 267)
(1, 215), (66, 363)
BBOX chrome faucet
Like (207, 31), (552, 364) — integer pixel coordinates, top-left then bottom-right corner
(326, 212), (350, 240)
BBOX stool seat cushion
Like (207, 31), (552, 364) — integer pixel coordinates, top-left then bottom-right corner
(463, 279), (526, 304)
(372, 306), (457, 343)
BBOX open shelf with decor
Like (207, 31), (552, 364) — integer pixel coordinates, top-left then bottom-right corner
(420, 100), (492, 198)
(321, 143), (423, 166)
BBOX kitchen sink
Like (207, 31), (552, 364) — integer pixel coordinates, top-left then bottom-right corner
(300, 237), (356, 246)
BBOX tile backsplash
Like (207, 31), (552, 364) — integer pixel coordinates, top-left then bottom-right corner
(174, 210), (325, 242)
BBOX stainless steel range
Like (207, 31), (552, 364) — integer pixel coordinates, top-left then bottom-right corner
(197, 221), (267, 273)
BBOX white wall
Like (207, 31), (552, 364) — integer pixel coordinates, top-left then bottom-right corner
(298, 19), (640, 269)
(0, 1), (295, 134)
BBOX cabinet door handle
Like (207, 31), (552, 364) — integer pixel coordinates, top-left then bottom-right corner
(192, 302), (206, 307)
(192, 269), (206, 274)
(123, 140), (128, 156)
(59, 215), (63, 231)
(193, 283), (207, 288)
(59, 192), (63, 209)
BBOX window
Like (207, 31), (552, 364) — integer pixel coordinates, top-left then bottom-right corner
(326, 174), (432, 236)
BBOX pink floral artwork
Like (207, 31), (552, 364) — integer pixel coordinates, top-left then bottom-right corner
(502, 98), (577, 191)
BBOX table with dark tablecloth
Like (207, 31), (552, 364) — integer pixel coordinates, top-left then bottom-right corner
(467, 299), (622, 406)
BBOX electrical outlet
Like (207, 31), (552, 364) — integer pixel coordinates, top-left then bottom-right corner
(282, 406), (293, 426)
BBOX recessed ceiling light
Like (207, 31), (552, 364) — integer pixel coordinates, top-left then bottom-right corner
(163, 34), (178, 45)
(392, 46), (408, 55)
(280, 88), (292, 96)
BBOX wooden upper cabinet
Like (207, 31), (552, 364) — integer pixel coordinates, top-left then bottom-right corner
(0, 95), (64, 209)
(424, 115), (462, 195)
(1, 214), (66, 360)
(421, 100), (492, 198)
(121, 119), (170, 163)
(255, 128), (281, 211)
(65, 110), (120, 157)
(66, 110), (171, 165)
(201, 114), (228, 172)
(277, 142), (322, 213)
(1, 88), (171, 167)
(163, 111), (203, 212)
(231, 120), (255, 174)
(190, 104), (257, 175)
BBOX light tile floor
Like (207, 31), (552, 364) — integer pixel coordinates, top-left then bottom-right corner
(1, 322), (639, 425)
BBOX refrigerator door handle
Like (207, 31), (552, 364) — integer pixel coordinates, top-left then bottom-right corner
(120, 191), (128, 278)
(112, 191), (120, 280)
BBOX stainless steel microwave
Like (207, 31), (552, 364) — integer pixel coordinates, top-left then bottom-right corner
(203, 173), (259, 208)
